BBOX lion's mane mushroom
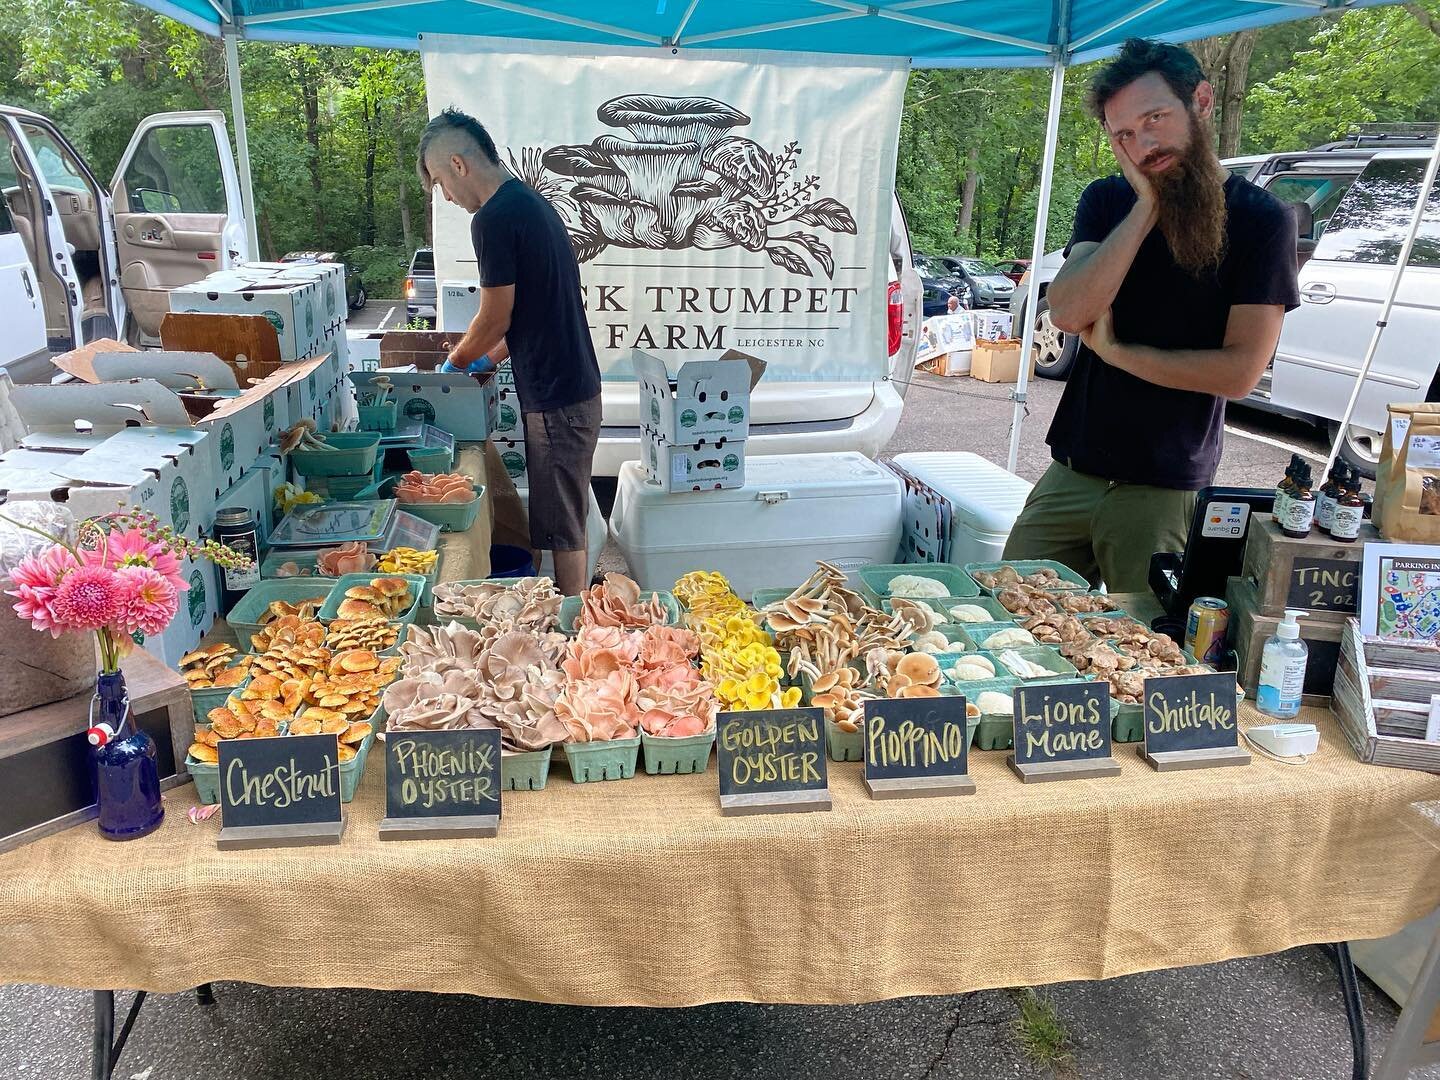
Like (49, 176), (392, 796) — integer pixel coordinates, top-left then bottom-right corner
(703, 136), (777, 200)
(597, 94), (750, 149)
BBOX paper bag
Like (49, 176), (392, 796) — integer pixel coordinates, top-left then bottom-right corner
(1376, 403), (1440, 542)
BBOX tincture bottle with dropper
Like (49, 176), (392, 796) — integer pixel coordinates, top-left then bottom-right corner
(1331, 466), (1365, 543)
(1281, 463), (1316, 538)
(1316, 461), (1344, 535)
(1274, 455), (1300, 523)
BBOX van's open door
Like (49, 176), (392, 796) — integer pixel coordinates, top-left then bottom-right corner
(111, 112), (247, 341)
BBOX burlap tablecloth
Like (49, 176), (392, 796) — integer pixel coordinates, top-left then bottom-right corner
(1, 705), (1437, 1005)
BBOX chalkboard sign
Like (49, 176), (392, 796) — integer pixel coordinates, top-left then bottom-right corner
(217, 734), (344, 849)
(1141, 671), (1251, 772)
(862, 696), (976, 799)
(1287, 558), (1359, 613)
(379, 728), (502, 840)
(716, 708), (830, 816)
(1009, 681), (1121, 784)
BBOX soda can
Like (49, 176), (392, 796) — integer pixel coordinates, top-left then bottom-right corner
(1185, 598), (1230, 665)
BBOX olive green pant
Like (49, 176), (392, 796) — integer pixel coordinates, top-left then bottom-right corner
(1002, 461), (1197, 594)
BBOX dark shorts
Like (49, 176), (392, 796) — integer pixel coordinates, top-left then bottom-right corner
(522, 395), (601, 551)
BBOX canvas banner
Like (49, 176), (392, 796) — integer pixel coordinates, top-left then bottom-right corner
(421, 36), (907, 380)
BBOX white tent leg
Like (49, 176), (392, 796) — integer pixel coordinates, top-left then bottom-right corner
(224, 31), (261, 261)
(1322, 135), (1440, 477)
(1008, 58), (1066, 474)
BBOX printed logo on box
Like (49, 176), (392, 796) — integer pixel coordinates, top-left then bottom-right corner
(188, 568), (206, 627)
(724, 453), (740, 472)
(650, 399), (660, 425)
(263, 310), (285, 333)
(501, 450), (526, 478)
(220, 423), (235, 472)
(304, 298), (315, 339)
(728, 405), (744, 424)
(680, 408), (698, 429)
(404, 397), (436, 426)
(263, 397), (275, 433)
(170, 476), (191, 534)
(498, 403), (518, 431)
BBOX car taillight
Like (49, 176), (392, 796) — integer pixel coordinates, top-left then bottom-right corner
(405, 278), (416, 298)
(887, 280), (903, 357)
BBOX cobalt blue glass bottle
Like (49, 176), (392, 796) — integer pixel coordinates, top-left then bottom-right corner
(88, 671), (164, 840)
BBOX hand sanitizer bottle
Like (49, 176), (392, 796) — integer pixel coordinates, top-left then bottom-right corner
(1257, 610), (1308, 719)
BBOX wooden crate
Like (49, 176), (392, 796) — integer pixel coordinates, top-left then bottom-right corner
(1226, 575), (1345, 706)
(1239, 513), (1376, 624)
(0, 652), (192, 854)
(1332, 620), (1440, 772)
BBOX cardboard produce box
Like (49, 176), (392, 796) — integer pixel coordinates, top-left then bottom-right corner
(972, 311), (1014, 340)
(170, 270), (340, 362)
(642, 429), (746, 493)
(350, 368), (497, 443)
(493, 437), (528, 486)
(241, 261), (349, 329)
(440, 280), (481, 333)
(918, 350), (972, 378)
(635, 348), (764, 444)
(970, 339), (1032, 384)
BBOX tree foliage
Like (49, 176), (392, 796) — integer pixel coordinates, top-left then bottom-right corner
(0, 0), (1437, 287)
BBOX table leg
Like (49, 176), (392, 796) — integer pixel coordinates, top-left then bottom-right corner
(91, 991), (113, 1080)
(1327, 942), (1369, 1080)
(90, 990), (148, 1080)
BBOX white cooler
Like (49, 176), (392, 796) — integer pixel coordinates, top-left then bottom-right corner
(610, 452), (903, 595)
(890, 452), (1032, 565)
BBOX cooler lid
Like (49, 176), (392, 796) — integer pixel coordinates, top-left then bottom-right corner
(739, 452), (898, 500)
(891, 451), (1032, 536)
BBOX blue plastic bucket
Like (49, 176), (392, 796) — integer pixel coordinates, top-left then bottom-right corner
(490, 544), (536, 579)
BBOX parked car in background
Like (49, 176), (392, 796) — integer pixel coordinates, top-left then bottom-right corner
(993, 258), (1029, 284)
(939, 255), (1016, 309)
(280, 251), (366, 310)
(0, 105), (248, 356)
(405, 247), (437, 326)
(913, 253), (971, 316)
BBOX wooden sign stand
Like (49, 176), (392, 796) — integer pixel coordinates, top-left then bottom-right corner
(719, 789), (832, 817)
(1140, 745), (1252, 772)
(378, 814), (498, 839)
(1007, 757), (1121, 784)
(864, 774), (976, 799)
(218, 815), (346, 850)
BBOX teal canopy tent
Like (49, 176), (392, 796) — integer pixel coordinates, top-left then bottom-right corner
(127, 0), (1431, 473)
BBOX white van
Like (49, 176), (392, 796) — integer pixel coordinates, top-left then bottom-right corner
(0, 106), (248, 366)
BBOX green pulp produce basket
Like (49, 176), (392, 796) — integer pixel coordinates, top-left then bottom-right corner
(357, 477), (484, 533)
(857, 563), (980, 605)
(188, 729), (374, 805)
(502, 747), (553, 790)
(959, 677), (1021, 751)
(883, 596), (1008, 623)
(319, 572), (428, 626)
(963, 560), (1090, 594)
(406, 444), (454, 473)
(190, 679), (249, 726)
(559, 591), (681, 633)
(825, 718), (864, 762)
(564, 735), (641, 783)
(289, 432), (381, 478)
(315, 470), (382, 501)
(357, 401), (397, 433)
(987, 645), (1079, 682)
(227, 579), (336, 652)
(957, 621), (1029, 651)
(1108, 648), (1221, 743)
(641, 729), (716, 774)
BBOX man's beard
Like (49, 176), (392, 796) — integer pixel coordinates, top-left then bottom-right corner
(1146, 113), (1228, 277)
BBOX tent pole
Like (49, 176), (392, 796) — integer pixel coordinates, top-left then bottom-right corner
(223, 30), (261, 262)
(1321, 135), (1440, 478)
(1008, 55), (1066, 474)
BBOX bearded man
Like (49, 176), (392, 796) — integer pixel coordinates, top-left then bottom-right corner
(1002, 38), (1299, 593)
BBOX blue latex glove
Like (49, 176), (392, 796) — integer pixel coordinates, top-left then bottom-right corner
(440, 354), (494, 375)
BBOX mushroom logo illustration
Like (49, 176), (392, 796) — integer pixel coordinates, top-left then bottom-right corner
(519, 94), (856, 279)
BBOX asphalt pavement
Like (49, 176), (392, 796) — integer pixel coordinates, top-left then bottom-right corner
(3, 359), (1431, 1080)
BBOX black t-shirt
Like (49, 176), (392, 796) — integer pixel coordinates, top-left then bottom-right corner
(472, 178), (602, 413)
(1046, 174), (1300, 490)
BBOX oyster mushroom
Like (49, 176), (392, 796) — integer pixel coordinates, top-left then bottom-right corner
(596, 94), (750, 149)
(571, 184), (668, 249)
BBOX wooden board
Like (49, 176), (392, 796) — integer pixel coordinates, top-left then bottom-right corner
(863, 775), (976, 799)
(0, 652), (192, 854)
(1240, 513), (1372, 623)
(1226, 575), (1345, 705)
(160, 312), (286, 384)
(1007, 756), (1122, 783)
(1141, 745), (1252, 771)
(217, 817), (346, 849)
(378, 814), (499, 839)
(719, 790), (832, 816)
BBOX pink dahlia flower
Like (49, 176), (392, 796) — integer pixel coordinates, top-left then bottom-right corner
(7, 545), (77, 636)
(81, 528), (187, 592)
(117, 565), (179, 637)
(50, 564), (126, 632)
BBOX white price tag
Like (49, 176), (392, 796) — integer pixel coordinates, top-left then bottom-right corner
(1392, 415), (1412, 450)
(1407, 434), (1440, 471)
(1429, 695), (1440, 743)
(671, 452), (689, 488)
